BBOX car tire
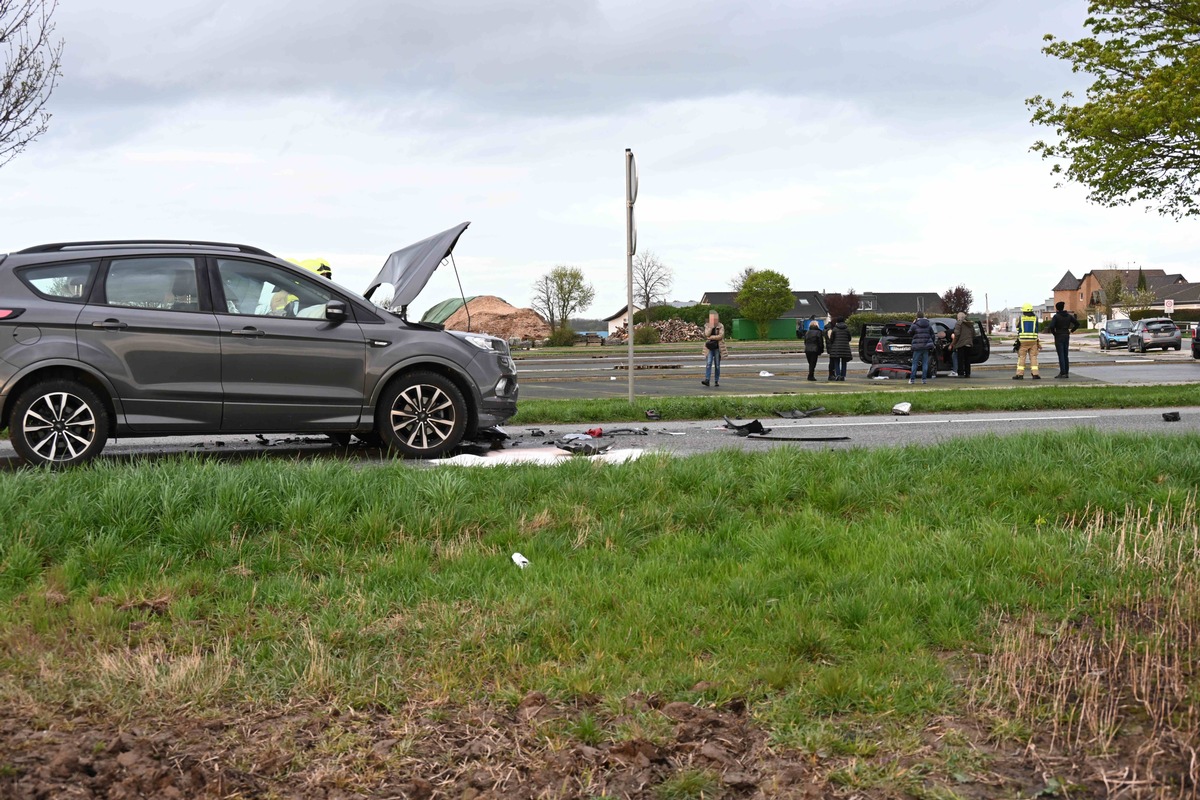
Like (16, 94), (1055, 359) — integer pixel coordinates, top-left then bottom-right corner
(375, 371), (467, 458)
(10, 379), (110, 467)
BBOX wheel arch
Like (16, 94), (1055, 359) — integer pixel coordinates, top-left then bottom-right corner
(372, 360), (481, 436)
(1, 362), (118, 434)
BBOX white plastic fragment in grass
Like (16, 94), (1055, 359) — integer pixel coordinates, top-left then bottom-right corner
(892, 402), (912, 416)
(759, 370), (774, 377)
(432, 448), (649, 467)
(512, 552), (530, 569)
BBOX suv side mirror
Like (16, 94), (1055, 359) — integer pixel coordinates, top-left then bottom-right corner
(325, 300), (347, 323)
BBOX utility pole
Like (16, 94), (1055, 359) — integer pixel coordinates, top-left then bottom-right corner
(985, 293), (990, 332)
(625, 148), (638, 404)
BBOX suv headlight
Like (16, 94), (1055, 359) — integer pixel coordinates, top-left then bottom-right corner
(461, 335), (499, 352)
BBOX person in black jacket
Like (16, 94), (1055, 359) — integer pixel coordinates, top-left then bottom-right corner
(1046, 301), (1079, 378)
(826, 317), (853, 381)
(803, 320), (824, 381)
(908, 312), (936, 384)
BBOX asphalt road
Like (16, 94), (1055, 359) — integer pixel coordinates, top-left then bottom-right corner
(6, 406), (1197, 470)
(514, 337), (1200, 399)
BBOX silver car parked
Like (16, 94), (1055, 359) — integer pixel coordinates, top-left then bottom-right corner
(1127, 318), (1182, 353)
(0, 224), (518, 466)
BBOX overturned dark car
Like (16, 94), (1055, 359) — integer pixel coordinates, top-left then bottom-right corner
(858, 317), (990, 379)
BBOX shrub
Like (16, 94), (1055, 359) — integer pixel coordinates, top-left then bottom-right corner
(1130, 308), (1200, 322)
(633, 325), (661, 345)
(634, 304), (737, 326)
(547, 326), (579, 347)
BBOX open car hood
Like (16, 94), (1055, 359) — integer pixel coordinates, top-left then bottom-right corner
(363, 222), (470, 315)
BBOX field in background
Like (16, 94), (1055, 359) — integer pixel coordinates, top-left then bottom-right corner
(1, 432), (1198, 797)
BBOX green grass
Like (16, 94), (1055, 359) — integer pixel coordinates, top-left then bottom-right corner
(0, 431), (1197, 728)
(510, 383), (1196, 424)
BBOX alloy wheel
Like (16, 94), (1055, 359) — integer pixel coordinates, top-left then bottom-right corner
(389, 384), (457, 451)
(22, 391), (97, 463)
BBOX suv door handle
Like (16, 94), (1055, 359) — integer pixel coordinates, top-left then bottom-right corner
(91, 319), (128, 330)
(230, 327), (266, 338)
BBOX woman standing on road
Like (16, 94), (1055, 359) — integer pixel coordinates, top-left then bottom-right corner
(951, 312), (974, 378)
(803, 320), (824, 381)
(826, 317), (853, 381)
(701, 309), (728, 387)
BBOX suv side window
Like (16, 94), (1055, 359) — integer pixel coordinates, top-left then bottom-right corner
(104, 258), (200, 311)
(19, 261), (98, 303)
(216, 259), (333, 318)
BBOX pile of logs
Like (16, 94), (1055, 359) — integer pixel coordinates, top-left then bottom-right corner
(610, 319), (707, 343)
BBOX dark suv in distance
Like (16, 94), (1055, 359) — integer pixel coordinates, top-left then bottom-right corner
(0, 223), (518, 466)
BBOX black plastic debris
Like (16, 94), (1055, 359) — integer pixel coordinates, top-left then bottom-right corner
(255, 434), (272, 446)
(723, 416), (771, 436)
(1163, 411), (1181, 422)
(475, 426), (510, 441)
(528, 429), (545, 437)
(645, 409), (662, 420)
(745, 434), (851, 442)
(557, 440), (613, 456)
(606, 427), (649, 436)
(774, 407), (826, 419)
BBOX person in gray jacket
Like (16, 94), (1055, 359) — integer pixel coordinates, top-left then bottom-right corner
(951, 312), (974, 377)
(825, 317), (853, 381)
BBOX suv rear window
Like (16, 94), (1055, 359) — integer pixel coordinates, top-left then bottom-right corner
(19, 262), (98, 303)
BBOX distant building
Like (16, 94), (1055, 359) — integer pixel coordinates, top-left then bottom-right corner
(699, 291), (827, 318)
(1052, 267), (1187, 316)
(602, 304), (642, 336)
(853, 292), (943, 316)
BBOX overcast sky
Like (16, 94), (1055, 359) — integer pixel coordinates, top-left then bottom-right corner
(4, 0), (1198, 318)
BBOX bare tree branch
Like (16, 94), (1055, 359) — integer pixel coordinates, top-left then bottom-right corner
(1, 0), (62, 168)
(631, 250), (673, 314)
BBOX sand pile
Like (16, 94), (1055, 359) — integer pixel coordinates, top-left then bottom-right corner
(444, 296), (551, 340)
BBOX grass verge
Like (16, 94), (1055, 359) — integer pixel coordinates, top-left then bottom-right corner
(510, 383), (1196, 424)
(1, 431), (1198, 796)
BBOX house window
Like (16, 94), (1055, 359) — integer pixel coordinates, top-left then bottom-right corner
(858, 299), (874, 311)
(1080, 293), (1083, 300)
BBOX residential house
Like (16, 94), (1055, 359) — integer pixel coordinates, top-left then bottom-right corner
(1052, 268), (1182, 316)
(601, 304), (641, 336)
(853, 292), (943, 316)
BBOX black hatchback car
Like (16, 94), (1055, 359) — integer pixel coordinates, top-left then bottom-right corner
(858, 317), (990, 378)
(0, 224), (518, 466)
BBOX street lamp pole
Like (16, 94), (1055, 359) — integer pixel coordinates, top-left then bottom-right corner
(625, 148), (638, 404)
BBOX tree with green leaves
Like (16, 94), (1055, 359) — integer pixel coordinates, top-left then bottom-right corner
(736, 269), (793, 338)
(1123, 286), (1158, 315)
(530, 265), (594, 332)
(1028, 1), (1200, 218)
(1, 0), (62, 168)
(1102, 271), (1124, 318)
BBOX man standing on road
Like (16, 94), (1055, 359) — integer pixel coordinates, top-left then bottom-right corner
(908, 311), (935, 384)
(951, 312), (974, 378)
(1013, 303), (1042, 380)
(1045, 301), (1079, 379)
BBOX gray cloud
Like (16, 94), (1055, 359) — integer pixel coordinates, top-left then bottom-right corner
(53, 0), (1087, 122)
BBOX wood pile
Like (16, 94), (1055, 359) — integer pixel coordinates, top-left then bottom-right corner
(444, 296), (551, 340)
(610, 319), (707, 343)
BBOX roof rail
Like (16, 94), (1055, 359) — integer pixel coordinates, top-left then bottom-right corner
(16, 240), (276, 257)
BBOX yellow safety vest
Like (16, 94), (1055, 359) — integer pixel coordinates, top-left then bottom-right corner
(1017, 313), (1040, 340)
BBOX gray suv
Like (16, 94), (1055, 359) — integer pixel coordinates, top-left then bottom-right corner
(0, 223), (518, 466)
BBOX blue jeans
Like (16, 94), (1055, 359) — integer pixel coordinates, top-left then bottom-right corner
(910, 349), (931, 381)
(829, 356), (847, 379)
(1054, 335), (1070, 375)
(705, 349), (721, 382)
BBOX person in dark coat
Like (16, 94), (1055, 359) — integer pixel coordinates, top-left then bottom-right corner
(825, 317), (853, 381)
(1045, 301), (1079, 378)
(803, 320), (824, 381)
(909, 311), (935, 384)
(951, 312), (974, 377)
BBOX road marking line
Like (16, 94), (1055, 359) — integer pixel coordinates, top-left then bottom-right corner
(769, 414), (1101, 429)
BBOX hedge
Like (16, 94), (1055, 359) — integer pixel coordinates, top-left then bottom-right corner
(1130, 308), (1200, 322)
(633, 304), (739, 326)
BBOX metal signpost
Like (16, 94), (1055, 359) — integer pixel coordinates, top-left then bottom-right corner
(625, 149), (638, 403)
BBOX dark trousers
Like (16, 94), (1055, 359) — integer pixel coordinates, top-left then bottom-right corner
(1054, 335), (1070, 375)
(829, 356), (847, 379)
(805, 352), (819, 378)
(956, 347), (971, 377)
